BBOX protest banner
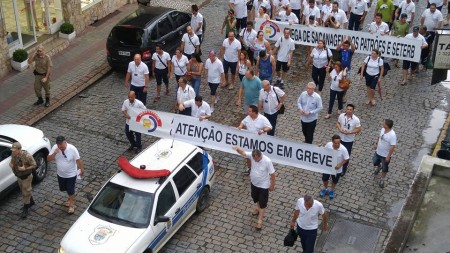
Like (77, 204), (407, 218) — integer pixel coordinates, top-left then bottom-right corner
(128, 108), (338, 175)
(255, 18), (422, 62)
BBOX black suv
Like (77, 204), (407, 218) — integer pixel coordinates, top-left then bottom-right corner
(106, 6), (191, 71)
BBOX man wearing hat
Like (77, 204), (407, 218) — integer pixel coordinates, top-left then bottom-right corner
(400, 26), (428, 85)
(9, 142), (37, 219)
(47, 136), (85, 214)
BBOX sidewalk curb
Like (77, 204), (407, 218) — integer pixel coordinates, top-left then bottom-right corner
(22, 63), (112, 126)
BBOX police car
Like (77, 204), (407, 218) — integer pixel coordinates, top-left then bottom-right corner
(59, 139), (215, 253)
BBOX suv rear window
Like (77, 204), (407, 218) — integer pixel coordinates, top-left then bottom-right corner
(109, 26), (144, 47)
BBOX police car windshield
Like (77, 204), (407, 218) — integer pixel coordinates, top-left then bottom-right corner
(89, 182), (154, 228)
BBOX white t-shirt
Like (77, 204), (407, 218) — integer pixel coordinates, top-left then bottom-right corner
(429, 0), (444, 7)
(376, 128), (396, 157)
(127, 61), (149, 87)
(295, 198), (325, 230)
(290, 0), (302, 9)
(325, 142), (349, 173)
(191, 12), (203, 35)
(176, 85), (196, 104)
(183, 99), (212, 118)
(337, 113), (361, 142)
(364, 56), (383, 76)
(321, 4), (333, 21)
(273, 0), (290, 19)
(259, 86), (285, 115)
(222, 38), (242, 63)
(297, 91), (323, 122)
(181, 33), (200, 54)
(241, 114), (272, 134)
(245, 152), (275, 188)
(330, 69), (344, 91)
(404, 33), (428, 47)
(275, 36), (295, 62)
(398, 0), (415, 22)
(172, 55), (189, 76)
(240, 28), (257, 47)
(310, 47), (333, 68)
(254, 0), (271, 16)
(331, 9), (348, 25)
(152, 52), (171, 70)
(349, 0), (368, 15)
(421, 9), (443, 31)
(303, 6), (322, 22)
(278, 11), (300, 23)
(205, 58), (224, 83)
(50, 143), (80, 178)
(337, 0), (350, 13)
(230, 0), (248, 18)
(369, 21), (390, 35)
(122, 98), (146, 124)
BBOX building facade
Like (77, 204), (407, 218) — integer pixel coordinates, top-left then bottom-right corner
(0, 0), (134, 78)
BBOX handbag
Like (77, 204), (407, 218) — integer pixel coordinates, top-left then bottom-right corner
(339, 78), (351, 90)
(273, 87), (285, 115)
(283, 229), (298, 247)
(357, 56), (369, 77)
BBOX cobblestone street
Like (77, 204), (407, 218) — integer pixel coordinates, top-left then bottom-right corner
(0, 0), (449, 252)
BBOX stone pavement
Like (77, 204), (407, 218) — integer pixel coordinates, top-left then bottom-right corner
(0, 1), (450, 253)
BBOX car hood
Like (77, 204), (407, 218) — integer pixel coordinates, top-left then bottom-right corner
(0, 124), (46, 148)
(60, 212), (147, 253)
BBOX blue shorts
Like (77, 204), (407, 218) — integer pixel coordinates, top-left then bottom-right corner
(365, 73), (379, 90)
(208, 82), (219, 96)
(373, 152), (390, 173)
(57, 175), (76, 195)
(223, 60), (237, 75)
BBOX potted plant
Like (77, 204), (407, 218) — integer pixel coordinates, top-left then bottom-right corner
(59, 22), (76, 40)
(11, 49), (29, 72)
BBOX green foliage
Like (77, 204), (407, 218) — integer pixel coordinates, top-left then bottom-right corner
(60, 22), (74, 34)
(12, 49), (28, 62)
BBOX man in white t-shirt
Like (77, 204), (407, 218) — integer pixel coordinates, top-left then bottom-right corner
(124, 54), (150, 105)
(302, 0), (322, 24)
(420, 3), (443, 46)
(233, 147), (275, 230)
(175, 77), (196, 116)
(181, 26), (200, 59)
(204, 50), (225, 112)
(272, 0), (290, 20)
(290, 195), (328, 253)
(277, 6), (300, 24)
(219, 31), (242, 90)
(229, 0), (248, 32)
(239, 21), (257, 63)
(179, 95), (212, 120)
(152, 44), (172, 101)
(395, 0), (415, 23)
(320, 135), (349, 199)
(347, 0), (368, 30)
(369, 13), (390, 35)
(258, 80), (286, 136)
(328, 2), (348, 28)
(121, 91), (147, 154)
(373, 119), (396, 188)
(336, 104), (361, 176)
(273, 28), (295, 88)
(47, 136), (85, 215)
(191, 5), (203, 43)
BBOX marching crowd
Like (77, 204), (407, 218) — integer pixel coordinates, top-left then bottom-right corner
(117, 0), (442, 251)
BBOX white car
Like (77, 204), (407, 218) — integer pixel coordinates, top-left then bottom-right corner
(0, 124), (51, 198)
(60, 138), (215, 253)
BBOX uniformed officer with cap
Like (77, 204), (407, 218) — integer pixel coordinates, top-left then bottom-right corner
(9, 142), (37, 219)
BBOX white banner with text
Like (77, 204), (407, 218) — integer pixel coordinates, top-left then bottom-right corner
(255, 18), (422, 62)
(128, 108), (338, 175)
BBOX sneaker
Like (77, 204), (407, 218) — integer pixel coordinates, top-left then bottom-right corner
(379, 180), (385, 188)
(275, 79), (282, 86)
(329, 190), (335, 199)
(319, 188), (329, 197)
(373, 165), (381, 176)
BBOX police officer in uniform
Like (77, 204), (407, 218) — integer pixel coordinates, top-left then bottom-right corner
(9, 142), (37, 219)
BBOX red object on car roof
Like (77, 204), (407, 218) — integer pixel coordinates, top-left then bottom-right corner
(117, 156), (170, 179)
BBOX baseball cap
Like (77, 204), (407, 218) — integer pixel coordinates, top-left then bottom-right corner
(413, 26), (419, 32)
(11, 142), (22, 150)
(56, 135), (66, 144)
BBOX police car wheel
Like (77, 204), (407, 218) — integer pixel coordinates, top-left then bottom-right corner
(196, 187), (210, 213)
(32, 151), (47, 183)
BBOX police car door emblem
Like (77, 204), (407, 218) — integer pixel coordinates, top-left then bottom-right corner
(89, 225), (117, 245)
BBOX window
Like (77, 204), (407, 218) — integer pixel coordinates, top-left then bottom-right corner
(157, 17), (173, 37)
(187, 152), (206, 175)
(173, 166), (197, 196)
(150, 27), (158, 41)
(169, 11), (190, 28)
(0, 146), (12, 162)
(155, 183), (176, 217)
